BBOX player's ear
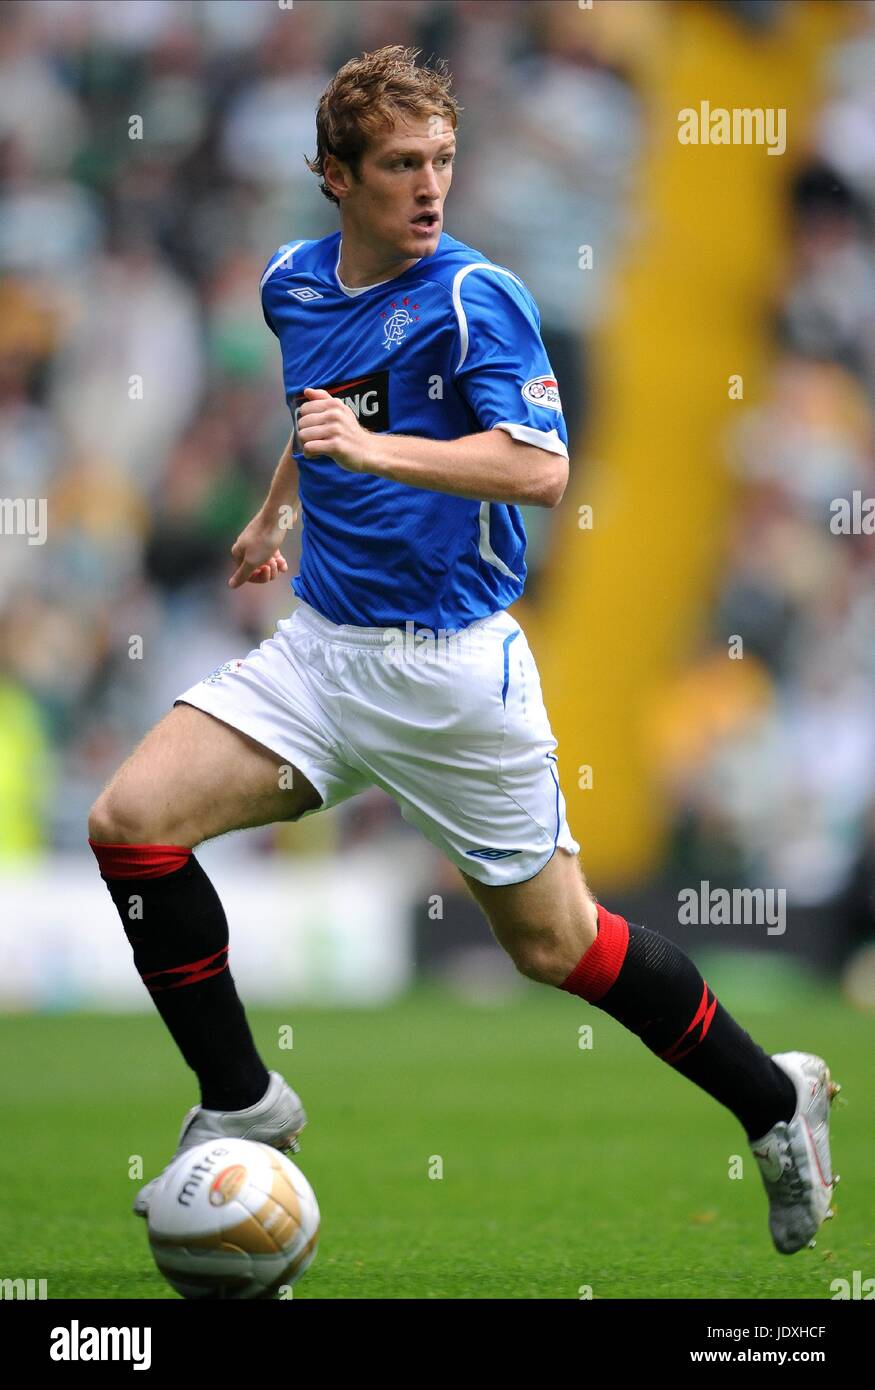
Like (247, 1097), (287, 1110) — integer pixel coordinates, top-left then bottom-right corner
(323, 154), (352, 202)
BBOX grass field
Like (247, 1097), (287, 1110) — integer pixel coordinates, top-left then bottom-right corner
(1, 976), (871, 1299)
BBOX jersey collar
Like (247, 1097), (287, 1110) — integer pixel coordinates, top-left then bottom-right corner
(333, 237), (424, 298)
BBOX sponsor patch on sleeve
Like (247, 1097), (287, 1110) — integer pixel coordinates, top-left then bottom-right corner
(521, 375), (562, 412)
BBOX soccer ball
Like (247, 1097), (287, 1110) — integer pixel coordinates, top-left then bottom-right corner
(146, 1138), (320, 1299)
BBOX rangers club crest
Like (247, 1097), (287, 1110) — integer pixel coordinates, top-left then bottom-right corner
(380, 298), (420, 350)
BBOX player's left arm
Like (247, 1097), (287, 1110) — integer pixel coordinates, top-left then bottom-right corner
(296, 389), (566, 507)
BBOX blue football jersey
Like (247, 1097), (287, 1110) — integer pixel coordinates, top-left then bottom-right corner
(260, 230), (569, 630)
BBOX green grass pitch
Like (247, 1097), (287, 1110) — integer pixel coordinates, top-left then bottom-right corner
(1, 977), (871, 1299)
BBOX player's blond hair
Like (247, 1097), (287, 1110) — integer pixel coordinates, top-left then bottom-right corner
(306, 44), (461, 206)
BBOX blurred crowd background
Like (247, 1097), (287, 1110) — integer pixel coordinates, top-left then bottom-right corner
(1, 0), (874, 1001)
(645, 1), (875, 974)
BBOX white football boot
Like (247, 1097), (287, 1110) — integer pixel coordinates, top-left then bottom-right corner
(749, 1051), (841, 1255)
(133, 1071), (307, 1219)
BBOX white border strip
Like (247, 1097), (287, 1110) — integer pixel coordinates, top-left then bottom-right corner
(260, 241), (305, 291)
(451, 262), (525, 372)
(479, 502), (520, 580)
(494, 421), (569, 459)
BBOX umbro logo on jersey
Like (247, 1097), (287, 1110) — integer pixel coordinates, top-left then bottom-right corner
(522, 375), (562, 412)
(290, 370), (390, 451)
(287, 286), (324, 302)
(465, 848), (521, 860)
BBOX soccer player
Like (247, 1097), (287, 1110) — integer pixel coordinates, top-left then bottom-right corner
(89, 45), (838, 1257)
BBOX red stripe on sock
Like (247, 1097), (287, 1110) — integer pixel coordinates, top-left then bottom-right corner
(560, 903), (630, 1003)
(148, 963), (229, 993)
(89, 840), (191, 879)
(142, 946), (229, 991)
(659, 982), (718, 1064)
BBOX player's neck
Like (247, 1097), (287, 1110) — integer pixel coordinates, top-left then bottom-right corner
(336, 230), (420, 290)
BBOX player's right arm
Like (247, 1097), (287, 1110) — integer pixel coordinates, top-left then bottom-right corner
(227, 431), (297, 589)
(228, 242), (309, 590)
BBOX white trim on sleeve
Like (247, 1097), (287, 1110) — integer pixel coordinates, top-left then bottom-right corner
(451, 262), (526, 372)
(494, 422), (569, 459)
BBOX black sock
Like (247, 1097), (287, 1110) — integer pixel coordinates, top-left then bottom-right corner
(92, 844), (269, 1111)
(563, 908), (797, 1140)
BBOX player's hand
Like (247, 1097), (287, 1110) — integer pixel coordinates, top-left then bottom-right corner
(227, 516), (290, 589)
(297, 387), (375, 472)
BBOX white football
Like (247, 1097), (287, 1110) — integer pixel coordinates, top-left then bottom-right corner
(146, 1138), (320, 1299)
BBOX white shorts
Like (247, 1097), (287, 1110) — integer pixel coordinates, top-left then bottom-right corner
(174, 602), (580, 886)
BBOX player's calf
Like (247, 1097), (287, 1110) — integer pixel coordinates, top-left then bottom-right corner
(88, 705), (320, 1113)
(559, 902), (799, 1143)
(466, 853), (798, 1146)
(470, 857), (831, 1250)
(90, 837), (271, 1113)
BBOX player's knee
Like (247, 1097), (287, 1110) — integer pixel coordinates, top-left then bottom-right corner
(87, 789), (193, 849)
(503, 910), (597, 986)
(88, 794), (119, 845)
(505, 938), (575, 987)
(511, 950), (559, 985)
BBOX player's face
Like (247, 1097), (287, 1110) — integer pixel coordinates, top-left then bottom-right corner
(343, 115), (455, 260)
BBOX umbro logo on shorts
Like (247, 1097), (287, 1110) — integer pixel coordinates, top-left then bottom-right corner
(465, 847), (521, 860)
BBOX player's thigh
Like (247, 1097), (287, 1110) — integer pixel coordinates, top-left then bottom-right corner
(460, 849), (597, 983)
(88, 702), (322, 848)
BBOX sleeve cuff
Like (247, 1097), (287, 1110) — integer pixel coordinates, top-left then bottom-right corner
(493, 421), (569, 459)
